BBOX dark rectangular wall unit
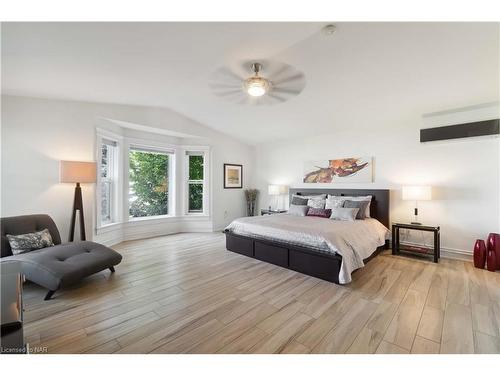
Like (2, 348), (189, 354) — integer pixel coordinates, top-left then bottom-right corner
(420, 119), (499, 142)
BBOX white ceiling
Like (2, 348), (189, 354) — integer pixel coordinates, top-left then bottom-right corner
(2, 22), (499, 144)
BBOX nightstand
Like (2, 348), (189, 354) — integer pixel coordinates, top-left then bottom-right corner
(392, 222), (440, 263)
(261, 209), (287, 216)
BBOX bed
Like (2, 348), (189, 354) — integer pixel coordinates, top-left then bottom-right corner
(224, 188), (390, 284)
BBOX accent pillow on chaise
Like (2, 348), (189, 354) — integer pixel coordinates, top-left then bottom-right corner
(6, 228), (54, 255)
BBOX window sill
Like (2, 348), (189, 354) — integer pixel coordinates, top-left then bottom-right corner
(186, 212), (207, 216)
(128, 214), (174, 222)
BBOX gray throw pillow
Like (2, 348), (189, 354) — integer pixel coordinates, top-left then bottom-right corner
(343, 200), (370, 219)
(6, 228), (54, 255)
(300, 194), (327, 200)
(291, 196), (308, 206)
(330, 207), (360, 221)
(288, 204), (309, 217)
(307, 199), (326, 209)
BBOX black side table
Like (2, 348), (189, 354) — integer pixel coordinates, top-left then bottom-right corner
(261, 209), (287, 216)
(392, 222), (440, 263)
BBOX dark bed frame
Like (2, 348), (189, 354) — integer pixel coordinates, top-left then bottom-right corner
(225, 188), (390, 284)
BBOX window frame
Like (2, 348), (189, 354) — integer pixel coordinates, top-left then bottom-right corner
(183, 146), (210, 216)
(126, 141), (176, 221)
(96, 129), (122, 230)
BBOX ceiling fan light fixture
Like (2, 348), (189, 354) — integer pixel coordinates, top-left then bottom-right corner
(244, 76), (270, 97)
(244, 62), (271, 97)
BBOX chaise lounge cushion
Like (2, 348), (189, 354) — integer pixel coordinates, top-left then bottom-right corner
(8, 241), (122, 291)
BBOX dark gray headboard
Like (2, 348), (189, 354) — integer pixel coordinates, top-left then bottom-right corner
(289, 188), (390, 228)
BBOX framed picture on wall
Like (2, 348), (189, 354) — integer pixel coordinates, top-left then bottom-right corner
(224, 163), (243, 189)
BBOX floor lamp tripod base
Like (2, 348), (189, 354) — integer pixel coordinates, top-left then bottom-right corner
(69, 182), (86, 241)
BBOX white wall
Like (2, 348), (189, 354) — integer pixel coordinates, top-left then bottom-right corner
(1, 95), (254, 244)
(254, 111), (500, 260)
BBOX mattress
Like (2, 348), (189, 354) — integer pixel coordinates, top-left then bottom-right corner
(225, 214), (390, 284)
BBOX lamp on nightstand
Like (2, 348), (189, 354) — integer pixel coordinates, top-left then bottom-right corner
(402, 185), (432, 225)
(268, 185), (288, 211)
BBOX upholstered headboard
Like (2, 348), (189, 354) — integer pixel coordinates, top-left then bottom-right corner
(289, 188), (390, 228)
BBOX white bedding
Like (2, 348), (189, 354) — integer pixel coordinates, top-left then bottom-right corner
(225, 214), (390, 284)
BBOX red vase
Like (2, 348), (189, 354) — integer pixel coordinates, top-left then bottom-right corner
(486, 233), (500, 270)
(473, 239), (486, 269)
(487, 248), (497, 272)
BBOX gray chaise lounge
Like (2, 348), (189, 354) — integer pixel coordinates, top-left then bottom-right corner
(1, 214), (122, 300)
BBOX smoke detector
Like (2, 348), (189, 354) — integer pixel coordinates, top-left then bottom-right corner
(321, 24), (337, 36)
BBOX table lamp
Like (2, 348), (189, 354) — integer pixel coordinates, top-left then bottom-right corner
(402, 185), (432, 225)
(268, 185), (288, 211)
(60, 161), (97, 241)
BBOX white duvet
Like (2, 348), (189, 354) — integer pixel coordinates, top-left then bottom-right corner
(225, 214), (390, 284)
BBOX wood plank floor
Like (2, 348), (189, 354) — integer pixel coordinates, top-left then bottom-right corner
(22, 232), (500, 354)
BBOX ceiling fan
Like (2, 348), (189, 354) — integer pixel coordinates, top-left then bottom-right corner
(209, 60), (306, 105)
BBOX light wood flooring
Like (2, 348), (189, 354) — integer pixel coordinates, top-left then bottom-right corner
(22, 232), (500, 354)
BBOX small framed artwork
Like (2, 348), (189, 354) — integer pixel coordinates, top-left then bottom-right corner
(224, 163), (243, 189)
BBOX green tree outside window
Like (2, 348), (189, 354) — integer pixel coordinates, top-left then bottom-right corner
(129, 150), (169, 217)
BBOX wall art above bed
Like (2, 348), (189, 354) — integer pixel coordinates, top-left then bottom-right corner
(303, 157), (373, 183)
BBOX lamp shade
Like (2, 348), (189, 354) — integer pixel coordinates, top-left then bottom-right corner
(60, 161), (97, 183)
(402, 186), (432, 201)
(268, 185), (288, 195)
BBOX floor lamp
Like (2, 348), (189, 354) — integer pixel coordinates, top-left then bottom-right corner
(60, 161), (97, 241)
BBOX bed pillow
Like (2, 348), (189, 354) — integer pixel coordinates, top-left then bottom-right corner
(326, 195), (372, 217)
(307, 199), (326, 209)
(291, 195), (308, 206)
(329, 207), (359, 221)
(306, 207), (332, 218)
(325, 196), (344, 210)
(288, 204), (309, 217)
(293, 194), (327, 200)
(6, 228), (54, 255)
(343, 200), (370, 220)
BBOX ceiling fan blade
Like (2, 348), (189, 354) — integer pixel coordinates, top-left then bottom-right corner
(266, 92), (287, 102)
(272, 87), (302, 95)
(215, 67), (245, 83)
(272, 73), (304, 85)
(209, 82), (242, 90)
(214, 89), (244, 97)
(268, 64), (295, 81)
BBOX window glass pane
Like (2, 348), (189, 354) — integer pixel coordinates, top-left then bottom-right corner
(101, 144), (109, 178)
(189, 155), (204, 180)
(101, 181), (111, 223)
(129, 149), (169, 218)
(188, 183), (203, 212)
(99, 140), (116, 225)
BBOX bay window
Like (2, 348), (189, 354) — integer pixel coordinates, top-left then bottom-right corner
(96, 129), (210, 236)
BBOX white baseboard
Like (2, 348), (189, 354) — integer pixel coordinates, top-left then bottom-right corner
(93, 217), (214, 247)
